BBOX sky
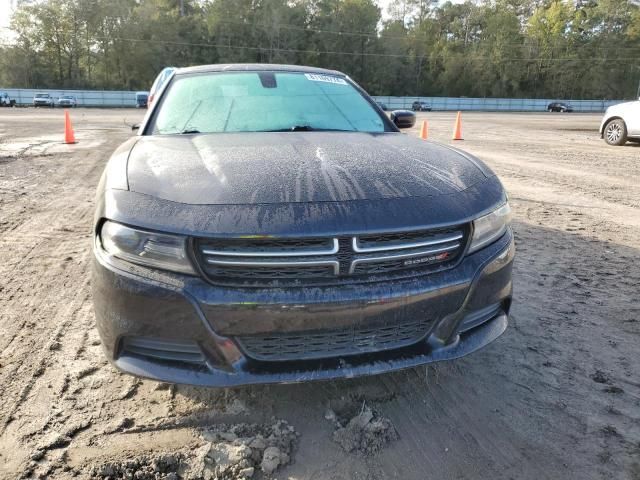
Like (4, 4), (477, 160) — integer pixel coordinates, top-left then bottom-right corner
(0, 0), (16, 29)
(0, 0), (395, 31)
(378, 0), (394, 18)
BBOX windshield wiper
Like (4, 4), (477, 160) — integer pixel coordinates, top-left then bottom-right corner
(181, 100), (203, 133)
(180, 129), (201, 134)
(265, 125), (354, 132)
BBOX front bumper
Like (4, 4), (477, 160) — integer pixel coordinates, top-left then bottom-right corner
(92, 229), (514, 387)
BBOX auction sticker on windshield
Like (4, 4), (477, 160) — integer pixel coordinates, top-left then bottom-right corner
(304, 73), (348, 85)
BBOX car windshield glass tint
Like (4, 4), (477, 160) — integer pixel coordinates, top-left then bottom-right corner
(152, 72), (386, 134)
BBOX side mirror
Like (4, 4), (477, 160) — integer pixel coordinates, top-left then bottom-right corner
(390, 110), (416, 129)
(131, 124), (140, 132)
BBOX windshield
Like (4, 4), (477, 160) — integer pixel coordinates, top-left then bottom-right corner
(151, 71), (387, 134)
(36, 94), (48, 98)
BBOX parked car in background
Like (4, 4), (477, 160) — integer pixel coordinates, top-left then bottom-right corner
(92, 64), (514, 387)
(547, 102), (573, 112)
(33, 93), (54, 107)
(0, 92), (16, 107)
(600, 99), (640, 146)
(412, 101), (432, 111)
(136, 91), (149, 108)
(148, 67), (176, 105)
(57, 95), (77, 108)
(376, 101), (388, 111)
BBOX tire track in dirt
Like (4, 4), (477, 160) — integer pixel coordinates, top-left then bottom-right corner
(369, 365), (574, 479)
(0, 130), (123, 437)
(0, 135), (108, 335)
(0, 203), (94, 354)
(0, 283), (89, 433)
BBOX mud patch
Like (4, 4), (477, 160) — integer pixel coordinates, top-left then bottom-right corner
(88, 420), (298, 479)
(325, 405), (398, 455)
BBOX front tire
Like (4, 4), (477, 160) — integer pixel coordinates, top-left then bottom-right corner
(604, 119), (627, 146)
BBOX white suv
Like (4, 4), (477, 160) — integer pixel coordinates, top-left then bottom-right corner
(600, 99), (640, 146)
(33, 93), (54, 107)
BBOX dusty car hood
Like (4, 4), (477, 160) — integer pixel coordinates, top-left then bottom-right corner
(608, 100), (639, 115)
(126, 132), (488, 205)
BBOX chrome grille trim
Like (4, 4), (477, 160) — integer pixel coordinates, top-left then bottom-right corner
(352, 232), (464, 253)
(348, 243), (460, 274)
(202, 238), (339, 257)
(205, 258), (340, 275)
(194, 225), (468, 287)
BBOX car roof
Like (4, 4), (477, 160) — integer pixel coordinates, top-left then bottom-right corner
(175, 63), (345, 77)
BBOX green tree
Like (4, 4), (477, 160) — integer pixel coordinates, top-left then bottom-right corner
(0, 0), (638, 98)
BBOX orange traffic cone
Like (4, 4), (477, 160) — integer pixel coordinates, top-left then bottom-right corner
(452, 111), (463, 141)
(64, 109), (76, 144)
(419, 120), (428, 140)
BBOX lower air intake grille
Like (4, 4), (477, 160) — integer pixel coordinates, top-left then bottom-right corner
(121, 337), (205, 365)
(236, 320), (431, 361)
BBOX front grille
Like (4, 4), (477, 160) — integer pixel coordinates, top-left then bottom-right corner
(200, 237), (335, 255)
(203, 263), (336, 280)
(194, 225), (468, 287)
(355, 229), (463, 251)
(350, 249), (452, 275)
(236, 320), (431, 361)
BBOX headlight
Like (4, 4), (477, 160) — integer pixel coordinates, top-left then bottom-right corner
(468, 203), (512, 254)
(99, 221), (195, 274)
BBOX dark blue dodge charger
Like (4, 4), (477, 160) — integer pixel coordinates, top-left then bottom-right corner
(92, 64), (514, 386)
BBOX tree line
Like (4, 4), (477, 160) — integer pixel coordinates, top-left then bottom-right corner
(1, 0), (638, 99)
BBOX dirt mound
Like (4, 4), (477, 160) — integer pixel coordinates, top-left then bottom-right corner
(325, 406), (397, 455)
(90, 453), (184, 479)
(89, 420), (298, 479)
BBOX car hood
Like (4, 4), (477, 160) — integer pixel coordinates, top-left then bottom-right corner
(608, 100), (639, 115)
(126, 132), (489, 205)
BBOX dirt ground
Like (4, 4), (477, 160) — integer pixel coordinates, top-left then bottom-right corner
(1, 108), (639, 480)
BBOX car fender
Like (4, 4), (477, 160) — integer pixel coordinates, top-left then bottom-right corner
(601, 101), (640, 133)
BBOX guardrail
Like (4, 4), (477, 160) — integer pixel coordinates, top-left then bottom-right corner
(0, 87), (628, 111)
(371, 96), (627, 112)
(0, 88), (142, 107)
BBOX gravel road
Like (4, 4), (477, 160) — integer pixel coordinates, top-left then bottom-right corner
(1, 109), (638, 480)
